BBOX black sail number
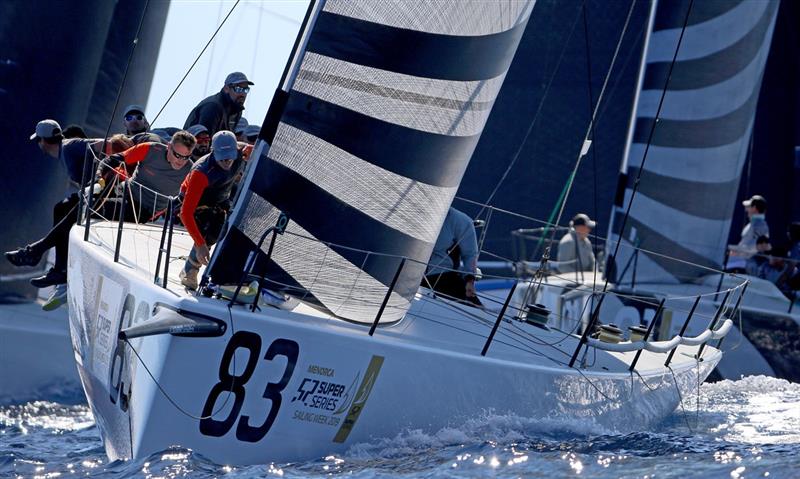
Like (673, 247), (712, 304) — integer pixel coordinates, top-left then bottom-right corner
(236, 339), (299, 442)
(199, 332), (299, 442)
(199, 331), (261, 437)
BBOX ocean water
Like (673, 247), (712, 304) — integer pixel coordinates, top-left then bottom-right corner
(2, 375), (799, 478)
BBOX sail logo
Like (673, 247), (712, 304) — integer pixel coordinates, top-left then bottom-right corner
(333, 355), (384, 443)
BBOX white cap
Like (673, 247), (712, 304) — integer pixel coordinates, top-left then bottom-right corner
(30, 119), (62, 140)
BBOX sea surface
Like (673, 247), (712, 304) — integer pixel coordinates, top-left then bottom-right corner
(2, 375), (799, 478)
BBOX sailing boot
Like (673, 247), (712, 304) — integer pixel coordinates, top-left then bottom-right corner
(30, 268), (67, 288)
(42, 284), (68, 311)
(5, 245), (45, 267)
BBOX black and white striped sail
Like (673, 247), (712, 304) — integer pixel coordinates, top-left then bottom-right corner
(607, 0), (778, 284)
(208, 0), (534, 322)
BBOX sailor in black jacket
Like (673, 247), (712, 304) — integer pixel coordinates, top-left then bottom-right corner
(183, 72), (254, 137)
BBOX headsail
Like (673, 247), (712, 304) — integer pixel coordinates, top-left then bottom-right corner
(208, 0), (534, 322)
(607, 0), (779, 284)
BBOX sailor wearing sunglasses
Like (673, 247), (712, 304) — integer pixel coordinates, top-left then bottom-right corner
(183, 71), (254, 137)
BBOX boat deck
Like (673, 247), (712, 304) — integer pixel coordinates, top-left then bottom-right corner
(78, 220), (719, 377)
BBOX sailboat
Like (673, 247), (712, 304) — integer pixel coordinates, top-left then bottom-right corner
(67, 0), (736, 465)
(600, 0), (800, 381)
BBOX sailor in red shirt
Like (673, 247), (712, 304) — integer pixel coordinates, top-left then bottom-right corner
(179, 130), (251, 290)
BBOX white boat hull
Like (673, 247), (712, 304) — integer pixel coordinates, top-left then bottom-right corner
(68, 224), (720, 464)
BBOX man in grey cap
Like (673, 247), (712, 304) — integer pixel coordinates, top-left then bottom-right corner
(123, 104), (150, 136)
(243, 124), (260, 145)
(183, 71), (253, 137)
(186, 124), (211, 161)
(557, 213), (596, 274)
(234, 117), (249, 142)
(178, 130), (248, 289)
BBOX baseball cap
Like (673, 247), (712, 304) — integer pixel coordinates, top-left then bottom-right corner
(212, 130), (238, 161)
(742, 195), (767, 211)
(570, 213), (596, 228)
(186, 124), (209, 138)
(244, 124), (261, 138)
(234, 117), (249, 134)
(224, 71), (254, 86)
(123, 104), (145, 116)
(30, 119), (62, 140)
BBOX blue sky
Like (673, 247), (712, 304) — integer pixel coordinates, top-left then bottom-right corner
(146, 0), (309, 129)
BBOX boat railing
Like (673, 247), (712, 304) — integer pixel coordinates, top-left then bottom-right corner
(75, 149), (750, 368)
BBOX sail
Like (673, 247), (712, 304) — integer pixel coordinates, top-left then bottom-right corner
(207, 0), (534, 322)
(607, 0), (779, 284)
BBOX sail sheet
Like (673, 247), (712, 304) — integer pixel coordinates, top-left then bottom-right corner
(207, 0), (534, 322)
(608, 0), (778, 284)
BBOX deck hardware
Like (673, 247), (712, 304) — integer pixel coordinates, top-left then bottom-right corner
(369, 257), (406, 336)
(664, 295), (701, 367)
(482, 282), (518, 356)
(716, 282), (748, 349)
(697, 290), (731, 358)
(568, 293), (606, 368)
(629, 298), (665, 372)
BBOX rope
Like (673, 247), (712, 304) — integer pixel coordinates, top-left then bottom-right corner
(150, 0), (242, 126)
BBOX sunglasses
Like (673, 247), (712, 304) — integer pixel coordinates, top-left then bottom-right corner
(195, 137), (211, 144)
(125, 114), (144, 121)
(170, 145), (192, 161)
(231, 85), (250, 94)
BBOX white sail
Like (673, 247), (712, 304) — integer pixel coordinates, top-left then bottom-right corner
(209, 0), (535, 322)
(607, 0), (779, 284)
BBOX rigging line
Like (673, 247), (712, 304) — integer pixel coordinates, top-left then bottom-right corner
(474, 1), (586, 217)
(538, 0), (638, 255)
(601, 0), (695, 295)
(582, 1), (601, 299)
(150, 0), (241, 126)
(98, 0), (151, 165)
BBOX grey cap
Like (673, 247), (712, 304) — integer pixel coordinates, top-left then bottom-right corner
(225, 71), (254, 86)
(234, 117), (249, 134)
(212, 130), (238, 161)
(150, 129), (172, 142)
(244, 124), (261, 138)
(186, 124), (209, 137)
(30, 119), (62, 140)
(123, 104), (146, 116)
(571, 213), (596, 228)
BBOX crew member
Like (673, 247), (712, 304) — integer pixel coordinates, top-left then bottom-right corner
(557, 213), (596, 274)
(183, 72), (253, 136)
(424, 207), (481, 306)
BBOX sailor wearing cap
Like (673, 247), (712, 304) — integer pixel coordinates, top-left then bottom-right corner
(178, 130), (249, 290)
(736, 195), (770, 257)
(557, 213), (596, 274)
(122, 104), (149, 136)
(183, 71), (254, 137)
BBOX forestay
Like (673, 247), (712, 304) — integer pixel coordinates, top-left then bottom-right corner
(608, 0), (779, 284)
(207, 0), (534, 322)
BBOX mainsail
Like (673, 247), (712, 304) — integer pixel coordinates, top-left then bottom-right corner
(607, 0), (779, 284)
(208, 0), (534, 322)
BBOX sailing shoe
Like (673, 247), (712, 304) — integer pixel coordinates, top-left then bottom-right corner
(42, 284), (68, 311)
(5, 245), (44, 267)
(180, 268), (199, 291)
(30, 268), (67, 288)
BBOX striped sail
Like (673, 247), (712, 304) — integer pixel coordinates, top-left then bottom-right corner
(607, 0), (779, 284)
(208, 0), (534, 322)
